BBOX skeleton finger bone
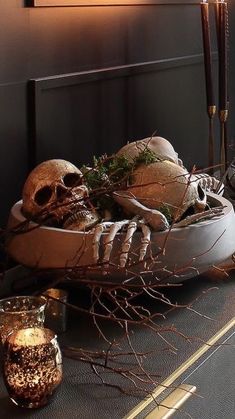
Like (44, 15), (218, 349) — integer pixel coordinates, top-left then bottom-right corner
(93, 217), (151, 267)
(103, 220), (130, 263)
(119, 218), (138, 267)
(92, 222), (113, 263)
(113, 192), (169, 231)
(137, 220), (151, 261)
(173, 206), (224, 228)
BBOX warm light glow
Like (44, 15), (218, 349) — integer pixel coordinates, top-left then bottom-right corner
(8, 328), (47, 346)
(30, 0), (155, 6)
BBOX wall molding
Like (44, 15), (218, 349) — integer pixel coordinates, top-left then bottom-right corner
(28, 53), (216, 169)
(26, 0), (199, 7)
(31, 54), (207, 89)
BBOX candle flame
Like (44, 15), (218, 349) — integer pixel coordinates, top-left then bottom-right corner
(8, 328), (48, 346)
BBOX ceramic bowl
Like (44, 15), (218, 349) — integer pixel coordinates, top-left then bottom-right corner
(6, 193), (235, 283)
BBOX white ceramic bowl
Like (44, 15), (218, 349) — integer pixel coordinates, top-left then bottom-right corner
(6, 193), (235, 283)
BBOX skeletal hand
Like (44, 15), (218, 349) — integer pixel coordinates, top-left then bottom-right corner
(91, 192), (224, 268)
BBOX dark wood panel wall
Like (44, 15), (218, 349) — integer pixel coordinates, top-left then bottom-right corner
(0, 0), (235, 223)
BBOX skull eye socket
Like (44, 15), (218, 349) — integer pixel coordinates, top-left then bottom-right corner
(197, 184), (205, 201)
(63, 173), (82, 188)
(34, 186), (52, 206)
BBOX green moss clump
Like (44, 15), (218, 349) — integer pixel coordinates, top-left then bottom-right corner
(107, 155), (132, 183)
(134, 148), (160, 167)
(81, 146), (163, 220)
(82, 154), (133, 191)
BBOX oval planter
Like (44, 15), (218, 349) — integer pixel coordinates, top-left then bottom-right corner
(6, 193), (235, 283)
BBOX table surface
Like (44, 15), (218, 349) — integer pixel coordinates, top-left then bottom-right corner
(0, 267), (235, 419)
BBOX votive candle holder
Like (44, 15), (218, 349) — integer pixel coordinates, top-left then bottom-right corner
(3, 327), (63, 408)
(44, 288), (68, 333)
(0, 295), (46, 344)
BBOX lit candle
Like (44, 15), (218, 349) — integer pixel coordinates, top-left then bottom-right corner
(3, 327), (62, 408)
(200, 0), (215, 110)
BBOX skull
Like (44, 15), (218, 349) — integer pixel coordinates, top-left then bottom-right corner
(22, 159), (99, 230)
(116, 136), (180, 165)
(126, 161), (207, 222)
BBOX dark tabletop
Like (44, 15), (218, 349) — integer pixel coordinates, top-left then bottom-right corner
(1, 267), (235, 419)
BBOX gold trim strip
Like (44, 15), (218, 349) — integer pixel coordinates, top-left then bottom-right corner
(146, 384), (196, 419)
(124, 317), (235, 419)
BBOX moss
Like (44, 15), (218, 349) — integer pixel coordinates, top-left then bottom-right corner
(81, 147), (163, 219)
(107, 155), (132, 183)
(134, 148), (160, 167)
(82, 155), (133, 191)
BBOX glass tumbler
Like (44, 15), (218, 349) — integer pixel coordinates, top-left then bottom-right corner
(3, 327), (63, 408)
(0, 296), (46, 344)
(44, 288), (68, 333)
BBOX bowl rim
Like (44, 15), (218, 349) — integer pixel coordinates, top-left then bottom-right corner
(9, 193), (233, 235)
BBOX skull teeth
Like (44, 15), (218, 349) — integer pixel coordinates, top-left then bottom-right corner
(63, 209), (99, 231)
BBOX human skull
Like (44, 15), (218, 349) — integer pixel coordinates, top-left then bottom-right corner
(22, 159), (99, 230)
(116, 136), (180, 165)
(126, 161), (207, 222)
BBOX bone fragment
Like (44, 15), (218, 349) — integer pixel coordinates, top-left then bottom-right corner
(138, 221), (151, 261)
(113, 192), (169, 231)
(173, 207), (224, 228)
(192, 173), (223, 195)
(120, 219), (138, 267)
(92, 222), (113, 263)
(103, 220), (130, 262)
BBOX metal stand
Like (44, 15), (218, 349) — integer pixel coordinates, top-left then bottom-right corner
(219, 109), (228, 176)
(208, 105), (216, 174)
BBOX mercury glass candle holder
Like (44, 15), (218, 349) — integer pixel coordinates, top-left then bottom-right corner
(0, 296), (46, 344)
(3, 327), (63, 408)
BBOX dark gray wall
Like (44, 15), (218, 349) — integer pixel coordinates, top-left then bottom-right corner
(1, 0), (235, 224)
